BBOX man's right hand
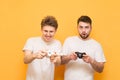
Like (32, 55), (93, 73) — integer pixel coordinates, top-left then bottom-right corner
(69, 52), (78, 60)
(33, 50), (47, 59)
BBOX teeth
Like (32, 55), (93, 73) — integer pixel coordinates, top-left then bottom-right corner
(46, 37), (51, 40)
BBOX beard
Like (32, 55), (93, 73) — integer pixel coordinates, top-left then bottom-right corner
(79, 33), (90, 39)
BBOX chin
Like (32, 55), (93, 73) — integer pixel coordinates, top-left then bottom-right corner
(80, 35), (89, 39)
(46, 39), (53, 42)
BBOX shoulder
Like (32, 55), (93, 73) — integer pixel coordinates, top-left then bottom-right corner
(26, 36), (41, 42)
(53, 39), (61, 45)
(65, 36), (78, 41)
(90, 39), (102, 47)
(64, 36), (79, 44)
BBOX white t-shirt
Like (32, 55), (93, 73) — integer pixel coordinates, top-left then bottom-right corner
(62, 36), (106, 80)
(23, 37), (61, 80)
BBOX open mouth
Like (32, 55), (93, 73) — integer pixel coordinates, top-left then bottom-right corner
(46, 36), (51, 39)
(82, 33), (86, 36)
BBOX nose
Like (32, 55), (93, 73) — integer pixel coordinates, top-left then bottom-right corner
(82, 28), (86, 32)
(46, 32), (50, 36)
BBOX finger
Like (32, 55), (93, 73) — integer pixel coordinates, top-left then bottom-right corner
(50, 56), (55, 60)
(39, 50), (47, 55)
(37, 54), (43, 59)
(82, 54), (88, 57)
(73, 53), (77, 57)
(50, 58), (54, 62)
(52, 54), (57, 57)
(40, 53), (45, 57)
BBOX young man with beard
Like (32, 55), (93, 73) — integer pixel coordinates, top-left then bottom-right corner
(60, 15), (106, 80)
(23, 16), (61, 80)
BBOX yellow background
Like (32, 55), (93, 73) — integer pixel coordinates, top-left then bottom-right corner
(0, 0), (120, 80)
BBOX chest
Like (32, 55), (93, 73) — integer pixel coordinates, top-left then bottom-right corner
(68, 41), (96, 57)
(32, 41), (56, 53)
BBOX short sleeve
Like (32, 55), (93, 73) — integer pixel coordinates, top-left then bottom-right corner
(94, 44), (106, 62)
(62, 38), (71, 55)
(23, 38), (33, 52)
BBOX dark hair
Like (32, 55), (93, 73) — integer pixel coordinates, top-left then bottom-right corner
(77, 15), (92, 25)
(41, 16), (58, 30)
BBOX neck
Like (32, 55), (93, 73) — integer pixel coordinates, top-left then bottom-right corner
(78, 35), (91, 41)
(41, 37), (54, 45)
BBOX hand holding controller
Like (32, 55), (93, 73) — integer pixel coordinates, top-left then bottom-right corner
(75, 52), (86, 58)
(47, 51), (55, 57)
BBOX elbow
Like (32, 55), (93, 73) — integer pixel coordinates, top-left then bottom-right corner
(24, 60), (28, 64)
(24, 58), (29, 64)
(98, 69), (103, 73)
(97, 67), (104, 73)
(97, 63), (105, 73)
(24, 61), (28, 64)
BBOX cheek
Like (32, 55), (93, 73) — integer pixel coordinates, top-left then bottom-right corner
(53, 33), (56, 36)
(42, 32), (48, 36)
(50, 32), (55, 36)
(86, 29), (91, 33)
(78, 29), (82, 33)
(86, 30), (89, 33)
(42, 32), (46, 35)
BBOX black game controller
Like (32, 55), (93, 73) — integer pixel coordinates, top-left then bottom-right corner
(75, 52), (86, 58)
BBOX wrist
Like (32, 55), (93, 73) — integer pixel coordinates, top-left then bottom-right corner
(68, 55), (72, 60)
(90, 58), (94, 64)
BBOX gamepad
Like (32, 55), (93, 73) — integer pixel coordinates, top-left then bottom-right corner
(47, 51), (55, 57)
(75, 52), (86, 58)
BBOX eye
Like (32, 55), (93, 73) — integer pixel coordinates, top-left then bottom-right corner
(85, 26), (89, 28)
(79, 26), (83, 28)
(44, 30), (48, 32)
(50, 31), (54, 33)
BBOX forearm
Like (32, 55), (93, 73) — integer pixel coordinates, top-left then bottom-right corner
(90, 60), (104, 73)
(24, 53), (36, 64)
(61, 55), (71, 65)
